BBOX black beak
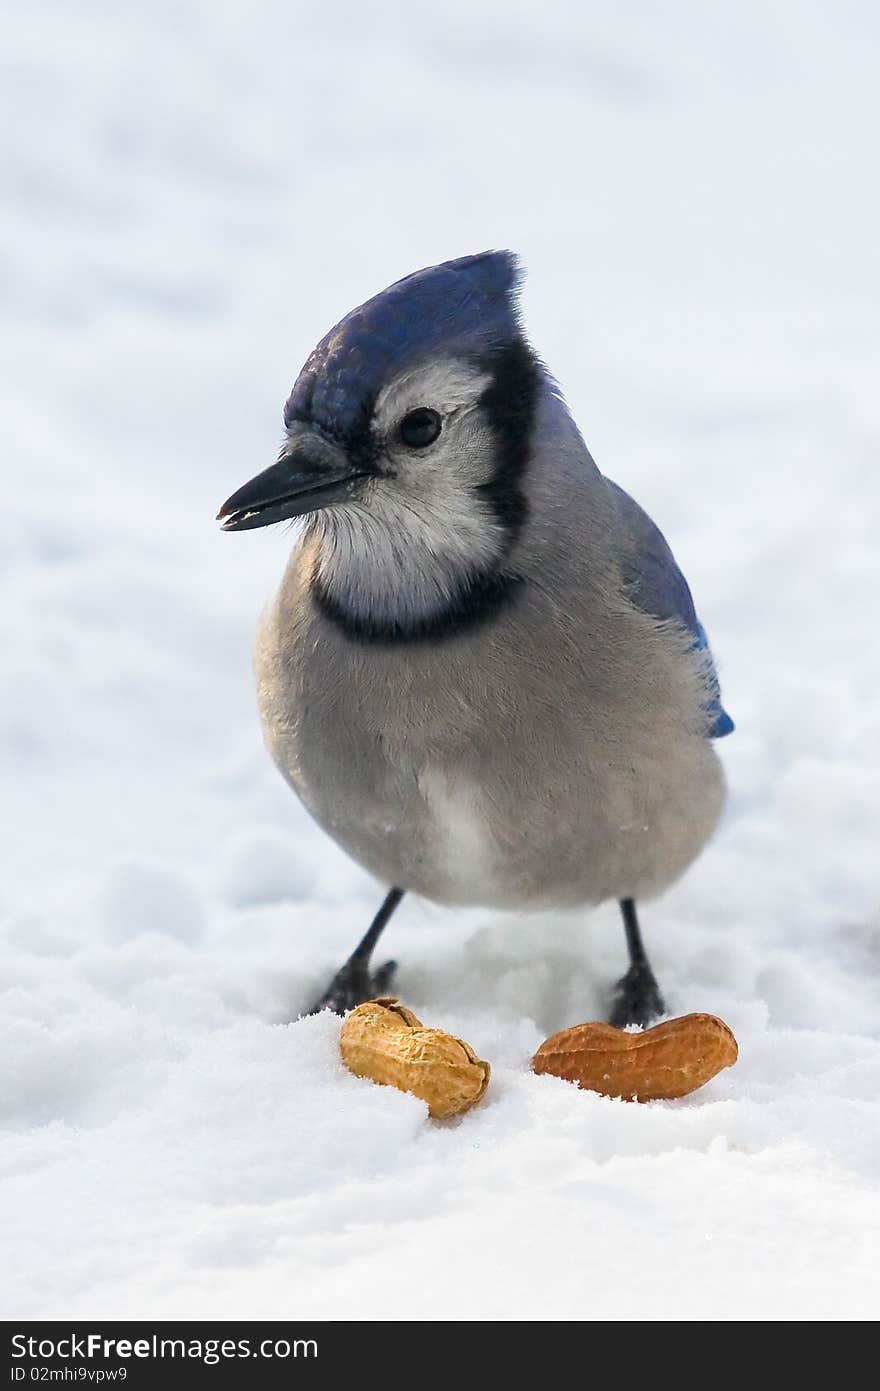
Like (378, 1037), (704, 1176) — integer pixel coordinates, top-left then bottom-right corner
(217, 433), (367, 532)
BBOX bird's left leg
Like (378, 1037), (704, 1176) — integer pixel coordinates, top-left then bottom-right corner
(609, 897), (666, 1028)
(307, 887), (403, 1016)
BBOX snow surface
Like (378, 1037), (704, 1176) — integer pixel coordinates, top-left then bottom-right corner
(3, 0), (880, 1321)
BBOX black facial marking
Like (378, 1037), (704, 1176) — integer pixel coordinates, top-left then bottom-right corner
(312, 567), (525, 645)
(475, 337), (542, 535)
(285, 387), (381, 474)
(307, 334), (541, 646)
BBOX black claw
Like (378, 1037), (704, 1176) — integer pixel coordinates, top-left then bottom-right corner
(609, 962), (666, 1030)
(304, 888), (404, 1016)
(371, 959), (398, 995)
(308, 958), (398, 1016)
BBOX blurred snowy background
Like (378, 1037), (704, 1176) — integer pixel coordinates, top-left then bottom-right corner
(2, 1), (879, 1318)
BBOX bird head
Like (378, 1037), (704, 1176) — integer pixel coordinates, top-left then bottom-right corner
(217, 252), (546, 637)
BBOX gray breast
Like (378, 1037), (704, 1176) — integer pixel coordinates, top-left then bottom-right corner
(254, 527), (725, 912)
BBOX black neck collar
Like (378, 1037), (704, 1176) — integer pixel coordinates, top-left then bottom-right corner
(311, 565), (525, 646)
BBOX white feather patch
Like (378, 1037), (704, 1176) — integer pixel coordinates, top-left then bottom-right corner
(418, 767), (499, 901)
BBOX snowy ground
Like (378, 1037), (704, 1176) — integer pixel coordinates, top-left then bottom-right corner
(3, 1), (879, 1320)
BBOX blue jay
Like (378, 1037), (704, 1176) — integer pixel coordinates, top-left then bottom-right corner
(218, 252), (733, 1027)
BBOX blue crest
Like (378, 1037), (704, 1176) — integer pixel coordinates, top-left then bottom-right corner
(284, 251), (523, 442)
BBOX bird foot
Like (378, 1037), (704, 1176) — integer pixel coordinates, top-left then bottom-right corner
(307, 957), (397, 1016)
(609, 962), (666, 1029)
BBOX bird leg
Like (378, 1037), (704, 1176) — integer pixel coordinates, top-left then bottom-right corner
(307, 887), (403, 1015)
(609, 898), (666, 1028)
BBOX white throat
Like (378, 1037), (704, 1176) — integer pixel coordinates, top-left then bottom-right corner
(310, 488), (505, 628)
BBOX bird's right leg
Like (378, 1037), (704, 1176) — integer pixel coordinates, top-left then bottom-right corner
(307, 887), (403, 1015)
(609, 897), (666, 1028)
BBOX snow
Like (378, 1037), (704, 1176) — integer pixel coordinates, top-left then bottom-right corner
(3, 0), (879, 1321)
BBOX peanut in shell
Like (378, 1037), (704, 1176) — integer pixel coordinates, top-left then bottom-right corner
(532, 1012), (738, 1101)
(340, 998), (490, 1119)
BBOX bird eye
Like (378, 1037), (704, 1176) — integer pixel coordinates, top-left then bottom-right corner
(398, 407), (442, 449)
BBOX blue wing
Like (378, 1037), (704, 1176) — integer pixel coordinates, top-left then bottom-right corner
(606, 480), (734, 739)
